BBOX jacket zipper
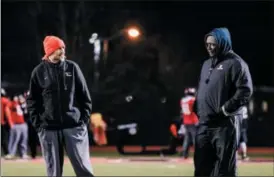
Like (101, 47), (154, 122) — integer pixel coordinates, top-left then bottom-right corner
(55, 66), (63, 124)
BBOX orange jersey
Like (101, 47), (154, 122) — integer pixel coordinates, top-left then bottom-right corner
(180, 96), (198, 125)
(7, 101), (25, 124)
(1, 97), (12, 126)
(90, 113), (107, 146)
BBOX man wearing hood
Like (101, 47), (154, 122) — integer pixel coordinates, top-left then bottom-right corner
(27, 36), (94, 176)
(194, 28), (253, 176)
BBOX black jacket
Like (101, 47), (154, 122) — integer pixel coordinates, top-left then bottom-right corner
(27, 59), (92, 131)
(195, 28), (253, 123)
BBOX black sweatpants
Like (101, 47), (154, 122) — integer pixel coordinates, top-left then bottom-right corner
(182, 124), (196, 158)
(38, 124), (94, 177)
(27, 121), (38, 158)
(194, 116), (239, 177)
(1, 124), (9, 155)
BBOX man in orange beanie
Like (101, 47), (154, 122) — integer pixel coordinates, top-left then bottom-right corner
(42, 36), (66, 62)
(27, 36), (94, 176)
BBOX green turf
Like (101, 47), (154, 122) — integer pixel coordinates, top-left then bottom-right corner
(90, 151), (274, 158)
(1, 160), (273, 176)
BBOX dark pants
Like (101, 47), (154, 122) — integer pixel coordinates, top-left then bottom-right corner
(160, 136), (181, 155)
(28, 122), (38, 158)
(38, 124), (94, 177)
(194, 117), (239, 177)
(239, 129), (247, 143)
(238, 117), (248, 144)
(182, 124), (196, 158)
(1, 124), (9, 155)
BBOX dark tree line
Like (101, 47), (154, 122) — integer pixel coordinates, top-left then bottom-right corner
(2, 1), (202, 121)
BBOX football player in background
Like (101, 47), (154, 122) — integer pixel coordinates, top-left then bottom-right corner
(19, 92), (38, 159)
(1, 89), (13, 156)
(90, 113), (108, 146)
(5, 95), (29, 160)
(238, 105), (249, 161)
(160, 116), (185, 155)
(180, 88), (198, 159)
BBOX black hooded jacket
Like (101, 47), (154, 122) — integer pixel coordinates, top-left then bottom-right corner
(195, 28), (253, 123)
(27, 59), (92, 131)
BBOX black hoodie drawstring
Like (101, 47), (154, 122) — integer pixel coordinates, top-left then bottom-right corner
(205, 58), (217, 84)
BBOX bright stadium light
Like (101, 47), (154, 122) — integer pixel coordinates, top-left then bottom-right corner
(127, 27), (140, 39)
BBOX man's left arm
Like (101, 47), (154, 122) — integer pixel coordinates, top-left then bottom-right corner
(222, 61), (253, 116)
(75, 64), (92, 124)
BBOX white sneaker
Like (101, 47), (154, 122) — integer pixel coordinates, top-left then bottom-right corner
(4, 154), (15, 160)
(242, 156), (250, 161)
(21, 155), (30, 160)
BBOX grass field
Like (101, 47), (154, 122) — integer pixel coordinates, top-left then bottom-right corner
(1, 147), (274, 176)
(1, 157), (273, 176)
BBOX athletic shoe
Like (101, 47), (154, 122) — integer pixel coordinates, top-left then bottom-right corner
(4, 154), (15, 160)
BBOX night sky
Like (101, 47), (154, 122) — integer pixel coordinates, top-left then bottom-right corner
(2, 1), (274, 147)
(2, 1), (274, 90)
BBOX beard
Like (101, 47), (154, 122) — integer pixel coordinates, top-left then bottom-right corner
(50, 57), (61, 63)
(50, 54), (65, 63)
